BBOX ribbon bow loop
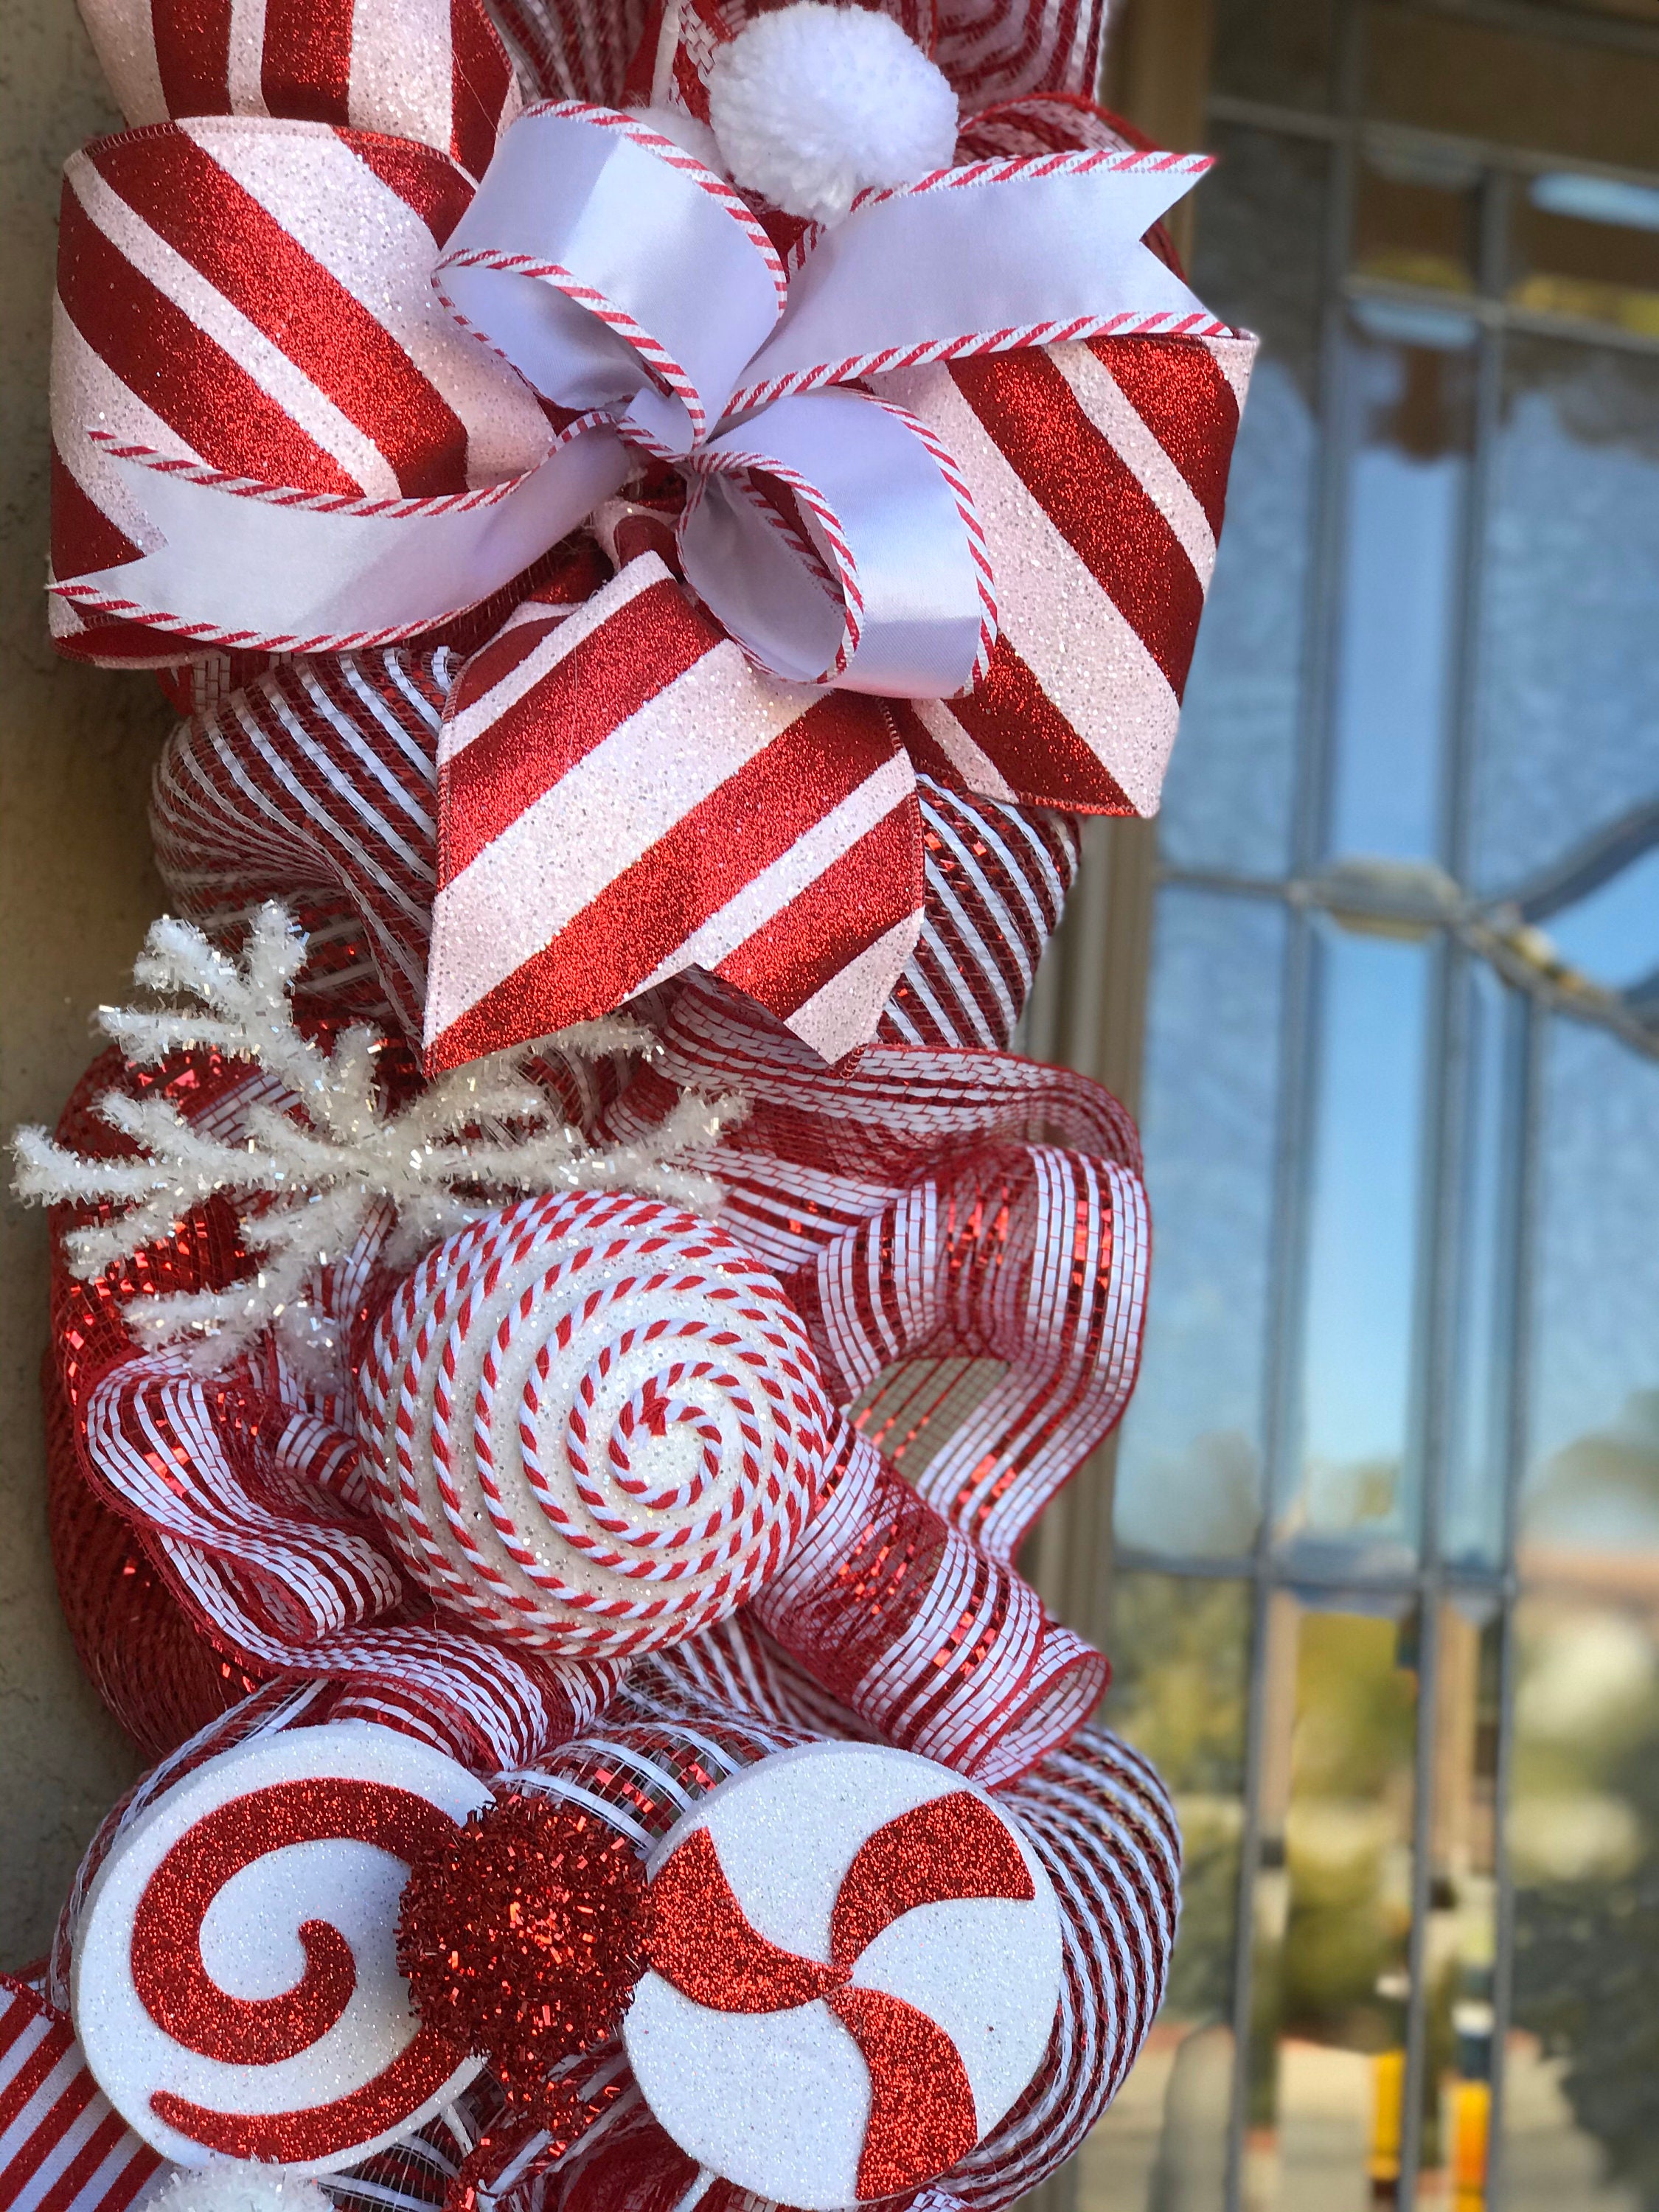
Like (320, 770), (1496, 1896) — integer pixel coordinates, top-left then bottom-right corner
(434, 108), (1215, 699)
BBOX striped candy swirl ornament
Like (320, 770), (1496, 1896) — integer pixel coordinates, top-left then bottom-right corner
(357, 1192), (828, 1657)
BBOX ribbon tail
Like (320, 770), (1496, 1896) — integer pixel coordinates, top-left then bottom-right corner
(425, 552), (924, 1076)
(731, 153), (1221, 407)
(51, 432), (630, 655)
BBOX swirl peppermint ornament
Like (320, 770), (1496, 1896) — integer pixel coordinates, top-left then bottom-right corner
(69, 1721), (491, 2171)
(623, 1742), (1064, 2207)
(357, 1192), (828, 1658)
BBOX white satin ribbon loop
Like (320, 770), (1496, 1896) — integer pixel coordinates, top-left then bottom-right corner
(436, 105), (787, 453)
(730, 154), (1214, 407)
(63, 429), (630, 653)
(680, 391), (989, 698)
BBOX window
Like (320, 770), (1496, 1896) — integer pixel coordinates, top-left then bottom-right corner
(1055, 0), (1659, 2205)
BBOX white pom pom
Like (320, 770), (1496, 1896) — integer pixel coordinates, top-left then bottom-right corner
(630, 104), (728, 174)
(149, 2163), (333, 2212)
(709, 1), (959, 226)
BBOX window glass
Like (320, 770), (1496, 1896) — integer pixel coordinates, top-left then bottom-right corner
(1521, 1018), (1659, 1557)
(1422, 1603), (1503, 2212)
(1328, 302), (1477, 864)
(1115, 889), (1286, 1561)
(1472, 338), (1659, 895)
(1281, 922), (1433, 1572)
(1161, 131), (1330, 878)
(1353, 153), (1481, 296)
(1077, 1573), (1253, 2212)
(1508, 1592), (1659, 2212)
(1363, 7), (1659, 174)
(1210, 0), (1336, 113)
(1510, 173), (1659, 340)
(1244, 1598), (1420, 2211)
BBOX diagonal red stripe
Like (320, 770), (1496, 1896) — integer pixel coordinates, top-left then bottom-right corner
(714, 799), (919, 1018)
(429, 692), (897, 1071)
(0, 2062), (97, 2208)
(344, 133), (476, 247)
(56, 178), (361, 498)
(1087, 334), (1240, 540)
(50, 444), (142, 582)
(260, 0), (355, 123)
(150, 0), (232, 119)
(449, 0), (516, 181)
(439, 580), (718, 881)
(946, 639), (1136, 813)
(949, 351), (1206, 697)
(26, 2108), (157, 2212)
(0, 2017), (74, 2139)
(85, 132), (471, 497)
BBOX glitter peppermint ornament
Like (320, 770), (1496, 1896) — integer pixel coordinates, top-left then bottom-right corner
(357, 1191), (828, 1658)
(623, 1742), (1065, 2207)
(69, 1722), (490, 2172)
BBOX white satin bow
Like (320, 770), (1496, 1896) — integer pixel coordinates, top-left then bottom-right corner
(437, 103), (1211, 697)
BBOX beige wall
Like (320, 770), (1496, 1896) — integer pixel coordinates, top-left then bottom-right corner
(1, 4), (167, 1961)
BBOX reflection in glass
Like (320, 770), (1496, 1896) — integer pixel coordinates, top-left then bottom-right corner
(1354, 156), (1479, 296)
(1444, 961), (1516, 1575)
(1507, 1593), (1659, 2212)
(1328, 304), (1476, 864)
(1116, 891), (1285, 1560)
(1077, 1574), (1253, 2212)
(1472, 338), (1659, 894)
(1421, 1603), (1502, 2211)
(1531, 844), (1659, 998)
(1162, 131), (1329, 877)
(1242, 1599), (1419, 2211)
(1281, 924), (1431, 1571)
(1523, 1020), (1659, 1558)
(1209, 0), (1334, 114)
(1511, 173), (1659, 340)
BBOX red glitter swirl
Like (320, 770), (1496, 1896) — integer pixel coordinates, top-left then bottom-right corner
(131, 1775), (468, 2162)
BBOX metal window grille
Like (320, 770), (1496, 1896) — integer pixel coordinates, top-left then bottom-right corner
(1024, 1), (1659, 2207)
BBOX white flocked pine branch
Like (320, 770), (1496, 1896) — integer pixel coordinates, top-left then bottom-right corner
(13, 904), (745, 1374)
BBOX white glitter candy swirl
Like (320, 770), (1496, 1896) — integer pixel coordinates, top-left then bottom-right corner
(357, 1192), (829, 1659)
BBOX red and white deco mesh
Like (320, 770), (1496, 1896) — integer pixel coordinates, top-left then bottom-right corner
(39, 1618), (1176, 2212)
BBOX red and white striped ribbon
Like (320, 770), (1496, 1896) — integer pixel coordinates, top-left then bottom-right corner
(883, 328), (1258, 813)
(147, 624), (1077, 1062)
(74, 0), (521, 175)
(0, 1983), (159, 2212)
(49, 108), (582, 667)
(424, 552), (925, 1074)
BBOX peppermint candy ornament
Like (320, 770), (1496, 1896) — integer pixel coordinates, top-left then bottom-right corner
(358, 1192), (828, 1658)
(69, 1722), (490, 2172)
(624, 1742), (1064, 2207)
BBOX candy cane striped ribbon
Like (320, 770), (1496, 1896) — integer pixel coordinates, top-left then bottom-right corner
(883, 329), (1257, 814)
(0, 1982), (159, 2212)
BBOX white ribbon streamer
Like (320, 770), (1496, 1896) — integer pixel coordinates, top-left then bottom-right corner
(60, 430), (629, 653)
(681, 392), (991, 695)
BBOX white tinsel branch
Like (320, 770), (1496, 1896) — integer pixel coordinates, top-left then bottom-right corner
(13, 905), (745, 1374)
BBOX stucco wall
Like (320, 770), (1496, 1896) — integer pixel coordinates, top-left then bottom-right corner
(0, 3), (168, 1961)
